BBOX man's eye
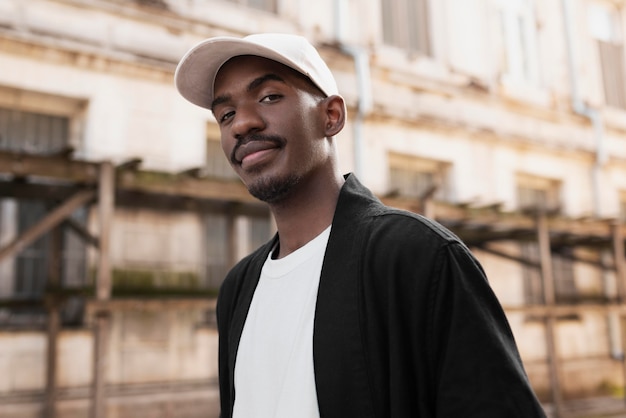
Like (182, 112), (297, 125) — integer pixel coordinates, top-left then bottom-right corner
(220, 111), (235, 123)
(261, 94), (281, 102)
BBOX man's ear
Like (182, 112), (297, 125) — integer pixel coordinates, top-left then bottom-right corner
(323, 95), (346, 137)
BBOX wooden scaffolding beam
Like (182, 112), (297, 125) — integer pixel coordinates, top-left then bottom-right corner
(91, 161), (114, 418)
(612, 222), (626, 407)
(537, 212), (565, 418)
(0, 189), (96, 263)
(0, 176), (96, 418)
(0, 150), (625, 417)
(44, 226), (63, 418)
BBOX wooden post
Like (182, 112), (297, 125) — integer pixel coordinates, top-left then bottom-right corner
(612, 222), (626, 302)
(611, 222), (626, 405)
(227, 212), (238, 270)
(96, 162), (114, 301)
(537, 212), (564, 417)
(422, 198), (435, 219)
(419, 184), (438, 219)
(91, 162), (114, 418)
(91, 312), (110, 418)
(48, 226), (63, 286)
(44, 226), (63, 418)
(44, 300), (60, 418)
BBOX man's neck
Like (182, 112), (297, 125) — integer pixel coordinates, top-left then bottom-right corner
(269, 172), (344, 259)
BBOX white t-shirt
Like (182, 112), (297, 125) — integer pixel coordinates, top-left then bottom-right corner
(232, 226), (331, 418)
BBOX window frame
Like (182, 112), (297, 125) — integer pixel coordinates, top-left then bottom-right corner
(0, 87), (87, 328)
(493, 0), (541, 86)
(381, 0), (432, 56)
(205, 122), (240, 180)
(515, 174), (580, 311)
(223, 0), (277, 13)
(588, 1), (626, 109)
(516, 173), (562, 213)
(619, 192), (626, 223)
(387, 152), (451, 201)
(0, 85), (86, 152)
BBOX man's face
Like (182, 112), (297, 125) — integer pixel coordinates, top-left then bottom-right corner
(212, 55), (331, 203)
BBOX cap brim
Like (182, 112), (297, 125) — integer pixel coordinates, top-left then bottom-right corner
(175, 36), (309, 110)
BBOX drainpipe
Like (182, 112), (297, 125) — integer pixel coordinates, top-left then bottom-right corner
(561, 0), (619, 364)
(561, 0), (606, 217)
(333, 0), (372, 179)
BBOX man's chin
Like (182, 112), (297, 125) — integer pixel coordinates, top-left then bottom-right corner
(247, 174), (300, 204)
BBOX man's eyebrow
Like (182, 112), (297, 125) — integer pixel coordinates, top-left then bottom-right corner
(247, 73), (286, 92)
(211, 73), (287, 112)
(211, 94), (230, 112)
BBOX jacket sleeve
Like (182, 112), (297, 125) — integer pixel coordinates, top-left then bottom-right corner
(428, 242), (546, 417)
(216, 276), (233, 418)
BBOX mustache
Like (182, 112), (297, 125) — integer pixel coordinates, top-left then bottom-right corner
(231, 133), (286, 165)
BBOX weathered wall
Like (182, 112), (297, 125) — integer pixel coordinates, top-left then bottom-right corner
(0, 310), (219, 418)
(0, 0), (625, 414)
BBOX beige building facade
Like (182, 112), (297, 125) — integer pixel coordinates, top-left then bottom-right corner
(0, 0), (626, 417)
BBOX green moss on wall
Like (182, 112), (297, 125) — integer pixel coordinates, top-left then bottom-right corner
(110, 268), (217, 297)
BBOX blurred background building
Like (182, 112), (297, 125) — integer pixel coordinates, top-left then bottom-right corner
(0, 0), (625, 417)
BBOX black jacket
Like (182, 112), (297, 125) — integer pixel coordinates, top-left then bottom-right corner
(217, 174), (546, 417)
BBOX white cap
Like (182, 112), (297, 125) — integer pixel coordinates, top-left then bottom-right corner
(175, 33), (339, 110)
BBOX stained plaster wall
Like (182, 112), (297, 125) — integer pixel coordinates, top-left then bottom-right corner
(0, 0), (625, 409)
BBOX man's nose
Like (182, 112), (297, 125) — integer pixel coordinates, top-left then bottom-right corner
(231, 104), (265, 139)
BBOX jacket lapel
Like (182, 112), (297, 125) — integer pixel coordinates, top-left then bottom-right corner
(313, 174), (378, 418)
(227, 236), (277, 403)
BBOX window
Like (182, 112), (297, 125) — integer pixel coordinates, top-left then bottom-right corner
(12, 201), (87, 299)
(521, 242), (543, 305)
(0, 92), (87, 326)
(516, 175), (577, 306)
(14, 200), (49, 298)
(61, 208), (89, 288)
(0, 107), (69, 155)
(520, 243), (578, 305)
(516, 174), (561, 213)
(494, 0), (540, 84)
(203, 213), (271, 290)
(589, 2), (626, 109)
(381, 0), (431, 55)
(204, 213), (229, 290)
(249, 216), (271, 250)
(205, 123), (239, 180)
(224, 0), (276, 13)
(388, 153), (450, 201)
(0, 107), (87, 301)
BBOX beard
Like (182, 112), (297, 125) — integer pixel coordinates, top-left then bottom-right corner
(246, 173), (301, 204)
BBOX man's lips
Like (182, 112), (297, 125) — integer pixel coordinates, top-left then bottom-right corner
(231, 135), (285, 166)
(235, 140), (279, 164)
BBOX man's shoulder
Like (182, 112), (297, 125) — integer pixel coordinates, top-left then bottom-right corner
(338, 174), (461, 246)
(365, 203), (462, 246)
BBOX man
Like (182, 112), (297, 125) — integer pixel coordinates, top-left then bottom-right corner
(175, 33), (546, 418)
